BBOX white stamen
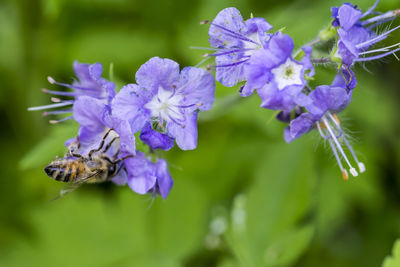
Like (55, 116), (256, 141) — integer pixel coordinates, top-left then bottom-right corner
(47, 76), (56, 84)
(322, 117), (355, 170)
(359, 42), (400, 55)
(358, 162), (366, 173)
(350, 168), (358, 177)
(27, 101), (72, 111)
(145, 86), (184, 123)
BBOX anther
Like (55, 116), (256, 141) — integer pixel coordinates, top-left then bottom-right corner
(350, 168), (358, 177)
(49, 120), (59, 124)
(358, 162), (366, 173)
(51, 97), (61, 103)
(42, 112), (48, 117)
(47, 76), (56, 84)
(200, 20), (209, 25)
(201, 53), (210, 57)
(342, 169), (349, 181)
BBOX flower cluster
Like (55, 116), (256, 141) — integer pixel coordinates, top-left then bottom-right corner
(30, 58), (215, 198)
(204, 2), (399, 180)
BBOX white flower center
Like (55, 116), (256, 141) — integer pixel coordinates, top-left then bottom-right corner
(144, 86), (184, 124)
(271, 58), (304, 91)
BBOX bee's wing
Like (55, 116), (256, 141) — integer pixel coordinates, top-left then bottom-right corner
(51, 182), (83, 201)
(51, 171), (101, 201)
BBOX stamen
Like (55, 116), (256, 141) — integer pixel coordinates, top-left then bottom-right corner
(355, 46), (400, 62)
(49, 116), (73, 124)
(42, 109), (73, 116)
(358, 162), (366, 173)
(327, 113), (366, 174)
(342, 169), (349, 181)
(356, 25), (400, 49)
(328, 137), (348, 180)
(322, 116), (358, 176)
(362, 10), (396, 25)
(51, 97), (62, 102)
(359, 42), (400, 55)
(47, 76), (100, 92)
(41, 88), (75, 97)
(27, 101), (73, 111)
(361, 0), (379, 18)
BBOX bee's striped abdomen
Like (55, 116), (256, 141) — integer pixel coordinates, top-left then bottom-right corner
(44, 160), (85, 183)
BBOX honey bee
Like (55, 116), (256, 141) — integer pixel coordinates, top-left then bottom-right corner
(44, 129), (132, 198)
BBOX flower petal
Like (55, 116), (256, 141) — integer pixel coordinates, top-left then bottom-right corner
(208, 7), (247, 47)
(73, 96), (105, 131)
(125, 153), (157, 194)
(155, 159), (173, 199)
(135, 57), (180, 92)
(168, 111), (198, 150)
(179, 67), (215, 111)
(111, 83), (150, 133)
(140, 123), (175, 151)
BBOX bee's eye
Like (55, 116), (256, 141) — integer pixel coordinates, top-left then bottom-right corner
(108, 165), (116, 175)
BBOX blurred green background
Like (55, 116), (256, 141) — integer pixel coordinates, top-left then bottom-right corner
(1, 0), (400, 266)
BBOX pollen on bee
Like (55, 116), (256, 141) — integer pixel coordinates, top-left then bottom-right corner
(342, 169), (349, 181)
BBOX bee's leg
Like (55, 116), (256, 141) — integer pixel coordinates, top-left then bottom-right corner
(112, 154), (134, 164)
(65, 136), (81, 157)
(112, 149), (120, 161)
(101, 136), (119, 153)
(88, 128), (113, 159)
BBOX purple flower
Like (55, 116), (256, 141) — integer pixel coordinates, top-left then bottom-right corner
(331, 2), (400, 66)
(284, 71), (364, 180)
(208, 7), (273, 87)
(73, 96), (135, 157)
(28, 61), (116, 124)
(115, 151), (173, 199)
(112, 57), (215, 151)
(243, 33), (314, 110)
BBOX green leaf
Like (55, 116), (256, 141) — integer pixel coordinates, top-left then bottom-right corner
(225, 139), (317, 267)
(264, 225), (314, 266)
(382, 239), (400, 267)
